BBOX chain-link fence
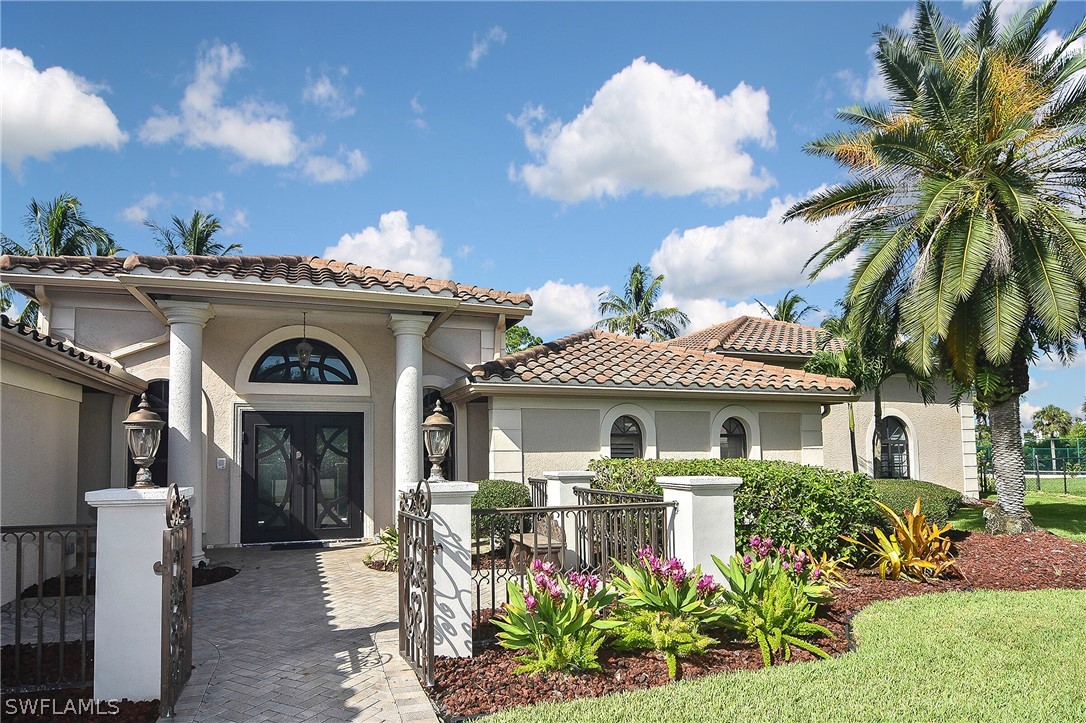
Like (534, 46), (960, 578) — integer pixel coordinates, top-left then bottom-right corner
(977, 438), (1086, 496)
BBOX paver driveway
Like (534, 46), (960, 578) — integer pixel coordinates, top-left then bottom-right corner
(169, 543), (436, 722)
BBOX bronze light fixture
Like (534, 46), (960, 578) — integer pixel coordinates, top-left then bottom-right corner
(422, 400), (454, 482)
(123, 393), (166, 488)
(296, 312), (313, 373)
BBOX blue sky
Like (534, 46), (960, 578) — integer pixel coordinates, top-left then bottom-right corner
(2, 1), (1083, 422)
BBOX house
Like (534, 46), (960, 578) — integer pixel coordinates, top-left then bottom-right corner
(669, 316), (979, 496)
(0, 253), (973, 561)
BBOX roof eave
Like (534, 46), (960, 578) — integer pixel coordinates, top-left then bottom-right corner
(0, 330), (147, 396)
(444, 379), (859, 404)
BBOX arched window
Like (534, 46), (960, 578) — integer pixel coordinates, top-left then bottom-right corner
(422, 388), (455, 479)
(128, 380), (168, 487)
(610, 416), (643, 459)
(248, 339), (357, 384)
(720, 417), (747, 459)
(880, 417), (910, 479)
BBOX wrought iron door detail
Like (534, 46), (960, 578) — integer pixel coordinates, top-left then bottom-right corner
(398, 479), (436, 687)
(155, 484), (193, 718)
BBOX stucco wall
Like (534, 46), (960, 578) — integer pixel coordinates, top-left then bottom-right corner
(76, 391), (115, 523)
(1, 361), (82, 603)
(821, 377), (973, 493)
(76, 307), (165, 353)
(466, 401), (490, 482)
(657, 411), (711, 455)
(760, 412), (802, 462)
(490, 395), (825, 483)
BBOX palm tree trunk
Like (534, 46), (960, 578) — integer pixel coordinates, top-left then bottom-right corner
(984, 395), (1035, 533)
(871, 387), (884, 478)
(848, 402), (858, 473)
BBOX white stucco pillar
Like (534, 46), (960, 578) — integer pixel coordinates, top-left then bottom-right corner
(85, 486), (194, 702)
(658, 476), (742, 574)
(161, 301), (214, 561)
(544, 471), (593, 569)
(429, 481), (478, 658)
(388, 314), (430, 510)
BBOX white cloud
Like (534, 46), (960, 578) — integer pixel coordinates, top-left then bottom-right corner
(1020, 400), (1043, 431)
(456, 245), (474, 259)
(140, 42), (302, 165)
(522, 280), (609, 338)
(121, 193), (166, 223)
(1, 47), (127, 173)
(409, 92), (428, 131)
(303, 66), (361, 120)
(224, 209), (249, 235)
(323, 211), (452, 279)
(466, 26), (507, 69)
(301, 147), (368, 183)
(649, 189), (857, 300)
(512, 58), (775, 204)
(659, 293), (768, 335)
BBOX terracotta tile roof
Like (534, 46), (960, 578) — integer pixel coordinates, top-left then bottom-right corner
(0, 255), (532, 308)
(470, 330), (854, 394)
(1, 314), (111, 371)
(670, 316), (846, 356)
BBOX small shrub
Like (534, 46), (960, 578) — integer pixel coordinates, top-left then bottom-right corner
(872, 478), (962, 526)
(609, 548), (724, 679)
(367, 526), (399, 570)
(471, 479), (532, 538)
(609, 611), (717, 680)
(842, 498), (958, 582)
(723, 535), (837, 606)
(722, 565), (834, 667)
(492, 560), (623, 675)
(589, 458), (881, 554)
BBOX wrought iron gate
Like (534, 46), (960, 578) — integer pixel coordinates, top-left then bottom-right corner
(398, 479), (436, 687)
(154, 484), (193, 718)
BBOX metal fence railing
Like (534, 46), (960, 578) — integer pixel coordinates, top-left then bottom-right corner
(573, 486), (663, 505)
(528, 477), (548, 507)
(470, 500), (675, 645)
(1, 524), (96, 693)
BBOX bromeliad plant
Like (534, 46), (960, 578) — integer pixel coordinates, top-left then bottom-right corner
(715, 535), (839, 608)
(366, 526), (399, 570)
(609, 548), (724, 679)
(842, 498), (958, 582)
(493, 560), (623, 675)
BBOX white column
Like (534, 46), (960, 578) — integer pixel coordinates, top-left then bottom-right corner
(388, 314), (430, 508)
(85, 486), (194, 702)
(160, 301), (214, 560)
(429, 481), (478, 658)
(658, 476), (742, 573)
(544, 471), (592, 569)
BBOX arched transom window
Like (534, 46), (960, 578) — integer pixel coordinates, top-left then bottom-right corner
(610, 415), (643, 459)
(249, 339), (357, 384)
(879, 417), (910, 479)
(720, 417), (747, 459)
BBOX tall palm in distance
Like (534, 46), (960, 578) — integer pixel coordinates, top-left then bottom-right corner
(755, 289), (819, 324)
(595, 263), (690, 341)
(144, 210), (243, 255)
(786, 1), (1086, 532)
(1, 194), (122, 325)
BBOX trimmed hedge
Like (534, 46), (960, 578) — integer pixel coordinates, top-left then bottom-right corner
(871, 478), (962, 526)
(471, 479), (532, 537)
(588, 458), (881, 555)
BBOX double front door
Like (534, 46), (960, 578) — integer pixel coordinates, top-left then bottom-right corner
(242, 412), (364, 543)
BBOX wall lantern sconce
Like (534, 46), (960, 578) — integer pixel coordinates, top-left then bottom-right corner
(422, 400), (454, 482)
(123, 393), (165, 488)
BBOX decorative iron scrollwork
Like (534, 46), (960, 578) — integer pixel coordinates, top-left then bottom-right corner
(399, 478), (432, 517)
(165, 483), (192, 529)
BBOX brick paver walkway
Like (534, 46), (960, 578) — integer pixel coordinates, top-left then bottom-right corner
(169, 544), (436, 722)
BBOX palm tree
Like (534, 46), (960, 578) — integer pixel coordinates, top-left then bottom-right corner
(1032, 404), (1073, 438)
(785, 1), (1086, 532)
(595, 263), (690, 340)
(755, 289), (819, 323)
(1, 194), (121, 324)
(804, 308), (934, 476)
(144, 210), (242, 255)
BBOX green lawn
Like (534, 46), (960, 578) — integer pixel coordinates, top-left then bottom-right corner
(487, 590), (1086, 723)
(952, 492), (1086, 542)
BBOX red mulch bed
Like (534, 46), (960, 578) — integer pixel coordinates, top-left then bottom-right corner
(432, 531), (1086, 718)
(365, 560), (397, 572)
(0, 642), (159, 721)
